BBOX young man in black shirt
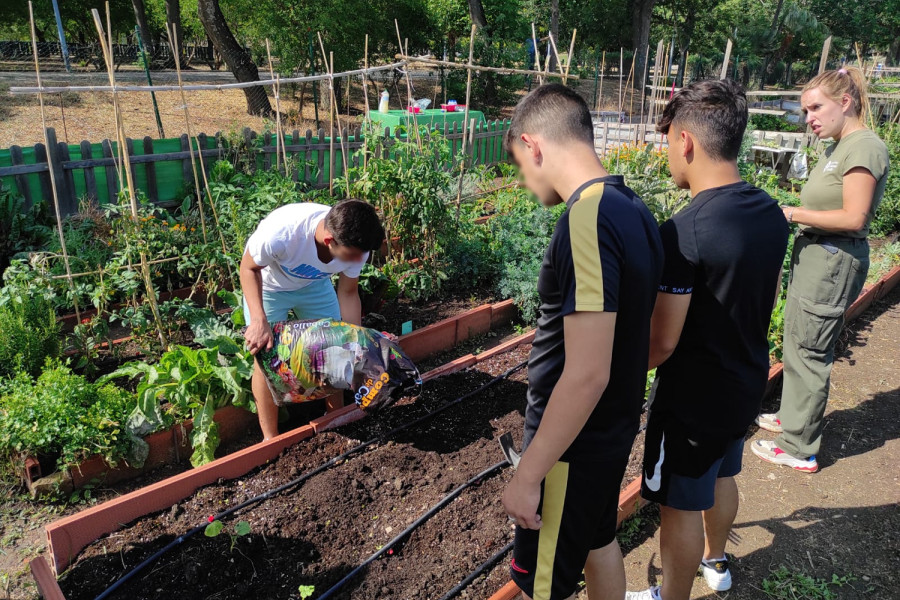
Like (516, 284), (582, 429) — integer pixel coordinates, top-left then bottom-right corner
(627, 80), (788, 600)
(502, 84), (663, 600)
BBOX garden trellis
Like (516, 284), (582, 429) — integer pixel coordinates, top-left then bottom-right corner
(6, 4), (577, 349)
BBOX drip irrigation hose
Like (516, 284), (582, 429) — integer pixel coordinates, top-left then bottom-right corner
(317, 460), (510, 600)
(93, 358), (528, 600)
(439, 540), (515, 600)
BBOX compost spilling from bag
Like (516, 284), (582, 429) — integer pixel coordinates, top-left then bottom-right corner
(254, 319), (421, 411)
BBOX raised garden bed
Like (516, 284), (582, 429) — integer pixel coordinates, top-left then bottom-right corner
(23, 298), (520, 497)
(29, 265), (900, 600)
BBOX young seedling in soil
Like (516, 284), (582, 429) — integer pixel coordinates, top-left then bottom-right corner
(204, 518), (251, 553)
(297, 585), (315, 599)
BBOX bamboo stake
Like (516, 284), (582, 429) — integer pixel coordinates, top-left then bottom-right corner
(92, 7), (167, 348)
(169, 24), (234, 286)
(395, 20), (422, 149)
(627, 50), (636, 121)
(548, 33), (566, 76)
(27, 1), (81, 324)
(362, 34), (370, 173)
(58, 93), (69, 143)
(563, 29), (577, 84)
(618, 48), (624, 117)
(403, 55), (578, 80)
(639, 44), (649, 137)
(531, 23), (543, 86)
(454, 24), (477, 223)
(167, 23), (208, 246)
(597, 51), (606, 111)
(265, 39), (288, 173)
(316, 35), (351, 197)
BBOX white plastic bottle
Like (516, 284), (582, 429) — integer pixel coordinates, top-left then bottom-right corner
(379, 90), (390, 114)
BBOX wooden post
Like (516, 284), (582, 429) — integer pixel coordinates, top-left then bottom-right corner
(720, 38), (733, 80)
(28, 2), (81, 324)
(597, 51), (606, 112)
(818, 36), (832, 75)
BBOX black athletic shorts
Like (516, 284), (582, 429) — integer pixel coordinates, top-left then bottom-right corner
(640, 409), (744, 511)
(510, 456), (628, 600)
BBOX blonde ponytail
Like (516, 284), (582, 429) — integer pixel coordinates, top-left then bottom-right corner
(803, 66), (869, 123)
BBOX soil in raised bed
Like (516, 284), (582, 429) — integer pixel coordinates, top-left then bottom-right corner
(57, 344), (528, 600)
(56, 341), (649, 600)
(362, 287), (498, 336)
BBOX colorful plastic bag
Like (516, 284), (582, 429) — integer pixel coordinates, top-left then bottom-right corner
(254, 319), (421, 411)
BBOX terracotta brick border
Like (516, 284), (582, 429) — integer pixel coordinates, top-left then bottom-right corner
(397, 299), (518, 362)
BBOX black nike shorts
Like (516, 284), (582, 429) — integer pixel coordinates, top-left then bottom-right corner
(640, 409), (744, 511)
(510, 456), (628, 600)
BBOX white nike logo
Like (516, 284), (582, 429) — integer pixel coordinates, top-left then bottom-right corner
(644, 433), (666, 492)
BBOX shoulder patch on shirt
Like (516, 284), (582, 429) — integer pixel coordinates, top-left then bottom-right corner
(569, 183), (605, 311)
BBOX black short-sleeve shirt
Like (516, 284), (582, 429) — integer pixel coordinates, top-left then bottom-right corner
(654, 181), (789, 437)
(524, 176), (664, 461)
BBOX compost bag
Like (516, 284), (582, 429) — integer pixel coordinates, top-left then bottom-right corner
(254, 319), (421, 411)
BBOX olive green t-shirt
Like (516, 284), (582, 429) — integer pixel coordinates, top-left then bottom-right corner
(800, 129), (890, 238)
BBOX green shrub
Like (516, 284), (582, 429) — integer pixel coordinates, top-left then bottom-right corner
(488, 196), (565, 322)
(871, 124), (900, 236)
(0, 361), (135, 471)
(0, 280), (61, 379)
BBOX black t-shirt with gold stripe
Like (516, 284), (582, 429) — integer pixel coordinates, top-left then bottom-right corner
(523, 176), (664, 461)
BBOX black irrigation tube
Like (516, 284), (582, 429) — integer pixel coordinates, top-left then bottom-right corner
(438, 540), (515, 600)
(317, 460), (510, 600)
(93, 358), (529, 600)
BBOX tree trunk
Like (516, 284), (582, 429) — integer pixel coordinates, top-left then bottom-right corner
(674, 10), (696, 87)
(197, 0), (272, 116)
(468, 0), (487, 30)
(759, 0), (785, 89)
(165, 0), (183, 65)
(131, 0), (153, 54)
(631, 0), (657, 88)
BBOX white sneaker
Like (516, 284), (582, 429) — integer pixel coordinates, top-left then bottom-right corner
(755, 413), (783, 433)
(751, 439), (819, 473)
(701, 557), (733, 591)
(625, 587), (661, 600)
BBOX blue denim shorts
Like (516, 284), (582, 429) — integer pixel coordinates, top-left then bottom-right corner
(242, 279), (341, 324)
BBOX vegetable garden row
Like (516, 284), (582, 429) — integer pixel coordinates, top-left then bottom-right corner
(1, 120), (899, 599)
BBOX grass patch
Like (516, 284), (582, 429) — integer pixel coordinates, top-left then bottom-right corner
(761, 566), (857, 600)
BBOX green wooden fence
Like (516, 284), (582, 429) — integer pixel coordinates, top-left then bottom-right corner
(0, 119), (512, 215)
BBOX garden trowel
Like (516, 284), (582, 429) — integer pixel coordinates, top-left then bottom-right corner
(498, 432), (521, 468)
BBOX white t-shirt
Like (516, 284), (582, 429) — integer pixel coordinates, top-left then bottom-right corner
(245, 203), (369, 292)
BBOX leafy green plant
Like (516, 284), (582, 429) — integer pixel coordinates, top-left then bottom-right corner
(297, 585), (315, 599)
(0, 272), (61, 379)
(100, 305), (254, 466)
(205, 519), (251, 552)
(0, 182), (52, 279)
(761, 566), (855, 600)
(66, 315), (111, 377)
(871, 124), (900, 236)
(0, 361), (135, 471)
